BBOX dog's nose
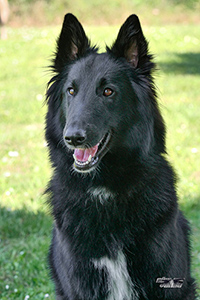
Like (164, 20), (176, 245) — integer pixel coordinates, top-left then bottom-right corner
(64, 129), (87, 147)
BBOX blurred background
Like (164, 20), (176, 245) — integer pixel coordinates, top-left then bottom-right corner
(0, 1), (200, 299)
(6, 0), (200, 26)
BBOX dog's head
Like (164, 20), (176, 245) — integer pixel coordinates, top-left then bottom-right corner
(46, 14), (166, 173)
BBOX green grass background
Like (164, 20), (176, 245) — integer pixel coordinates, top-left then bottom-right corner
(0, 9), (200, 300)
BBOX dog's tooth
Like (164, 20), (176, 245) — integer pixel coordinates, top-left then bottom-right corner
(73, 154), (77, 161)
(88, 155), (92, 163)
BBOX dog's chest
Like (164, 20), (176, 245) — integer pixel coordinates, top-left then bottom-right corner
(88, 186), (115, 203)
(93, 251), (138, 300)
(88, 187), (138, 299)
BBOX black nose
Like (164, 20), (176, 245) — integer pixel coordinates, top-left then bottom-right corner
(64, 129), (87, 147)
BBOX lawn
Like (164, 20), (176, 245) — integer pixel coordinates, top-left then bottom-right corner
(0, 23), (200, 299)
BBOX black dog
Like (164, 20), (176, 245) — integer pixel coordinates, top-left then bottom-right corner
(45, 13), (197, 300)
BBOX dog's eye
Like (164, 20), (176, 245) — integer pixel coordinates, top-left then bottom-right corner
(68, 87), (75, 96)
(103, 88), (113, 97)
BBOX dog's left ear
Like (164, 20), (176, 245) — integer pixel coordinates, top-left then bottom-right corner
(111, 15), (149, 69)
(54, 13), (90, 72)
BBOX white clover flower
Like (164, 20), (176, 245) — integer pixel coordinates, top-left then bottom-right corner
(8, 151), (19, 157)
(191, 148), (198, 153)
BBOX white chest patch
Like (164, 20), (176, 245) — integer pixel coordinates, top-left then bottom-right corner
(88, 186), (115, 204)
(93, 251), (138, 300)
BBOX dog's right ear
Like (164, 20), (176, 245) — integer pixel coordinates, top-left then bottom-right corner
(54, 13), (90, 73)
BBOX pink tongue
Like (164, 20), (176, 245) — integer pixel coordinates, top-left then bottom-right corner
(74, 145), (98, 162)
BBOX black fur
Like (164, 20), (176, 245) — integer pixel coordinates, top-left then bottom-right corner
(45, 13), (197, 300)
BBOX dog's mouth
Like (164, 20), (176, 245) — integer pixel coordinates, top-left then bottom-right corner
(73, 131), (112, 172)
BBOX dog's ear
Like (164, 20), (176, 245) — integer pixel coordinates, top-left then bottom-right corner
(111, 15), (149, 69)
(54, 13), (90, 72)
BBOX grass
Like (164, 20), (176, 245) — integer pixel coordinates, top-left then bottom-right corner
(0, 23), (200, 299)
